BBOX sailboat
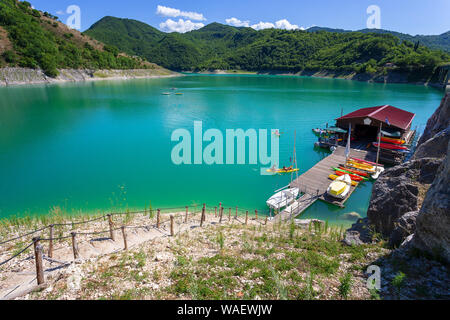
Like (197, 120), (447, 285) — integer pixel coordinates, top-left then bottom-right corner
(266, 131), (300, 212)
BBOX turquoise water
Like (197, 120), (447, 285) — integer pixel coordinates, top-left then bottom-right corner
(0, 74), (443, 226)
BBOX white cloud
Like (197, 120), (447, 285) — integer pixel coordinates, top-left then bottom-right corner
(225, 17), (250, 28)
(159, 19), (205, 33)
(156, 5), (206, 21)
(250, 21), (275, 30)
(275, 19), (303, 30)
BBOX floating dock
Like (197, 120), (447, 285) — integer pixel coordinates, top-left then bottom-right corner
(273, 146), (377, 222)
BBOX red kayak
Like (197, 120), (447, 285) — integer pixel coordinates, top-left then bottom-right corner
(373, 142), (409, 151)
(339, 166), (369, 178)
(334, 170), (364, 182)
(381, 137), (406, 145)
(350, 157), (384, 168)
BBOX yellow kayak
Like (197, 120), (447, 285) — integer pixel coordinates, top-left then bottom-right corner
(347, 161), (376, 173)
(329, 174), (358, 187)
(266, 168), (300, 174)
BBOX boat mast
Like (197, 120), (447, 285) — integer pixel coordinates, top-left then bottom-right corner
(375, 122), (382, 169)
(291, 130), (299, 185)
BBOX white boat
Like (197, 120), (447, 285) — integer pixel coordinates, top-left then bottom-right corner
(371, 167), (385, 180)
(266, 188), (299, 211)
(327, 174), (351, 199)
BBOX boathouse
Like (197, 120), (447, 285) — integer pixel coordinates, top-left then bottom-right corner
(336, 105), (415, 141)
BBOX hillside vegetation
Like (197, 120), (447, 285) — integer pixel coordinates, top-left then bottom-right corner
(85, 17), (450, 80)
(0, 0), (155, 77)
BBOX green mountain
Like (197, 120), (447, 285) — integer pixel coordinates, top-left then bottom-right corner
(308, 27), (450, 53)
(85, 17), (450, 80)
(0, 0), (158, 77)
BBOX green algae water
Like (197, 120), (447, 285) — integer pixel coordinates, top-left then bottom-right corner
(0, 74), (443, 226)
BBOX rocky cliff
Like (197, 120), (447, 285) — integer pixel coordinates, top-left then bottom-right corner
(346, 94), (449, 259)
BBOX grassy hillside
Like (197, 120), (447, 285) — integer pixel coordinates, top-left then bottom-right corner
(85, 17), (450, 80)
(0, 0), (158, 77)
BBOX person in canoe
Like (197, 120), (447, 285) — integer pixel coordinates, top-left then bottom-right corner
(281, 166), (294, 172)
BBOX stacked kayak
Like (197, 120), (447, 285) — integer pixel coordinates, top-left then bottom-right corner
(333, 168), (367, 181)
(380, 137), (406, 145)
(346, 159), (385, 179)
(373, 142), (409, 151)
(327, 174), (352, 199)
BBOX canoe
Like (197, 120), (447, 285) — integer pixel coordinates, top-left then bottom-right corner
(266, 167), (299, 174)
(266, 188), (299, 210)
(339, 166), (369, 178)
(329, 174), (358, 187)
(373, 142), (409, 151)
(381, 137), (406, 145)
(333, 169), (366, 182)
(350, 157), (384, 168)
(327, 174), (352, 199)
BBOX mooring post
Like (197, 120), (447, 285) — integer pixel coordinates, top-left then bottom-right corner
(33, 237), (45, 285)
(185, 206), (189, 223)
(255, 210), (258, 220)
(265, 216), (268, 225)
(200, 204), (206, 227)
(71, 232), (79, 260)
(121, 226), (128, 251)
(219, 207), (223, 223)
(48, 224), (54, 259)
(107, 214), (115, 241)
(235, 207), (238, 219)
(157, 209), (161, 229)
(170, 215), (174, 236)
(245, 211), (249, 225)
(228, 208), (231, 221)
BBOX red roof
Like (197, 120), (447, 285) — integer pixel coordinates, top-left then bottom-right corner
(337, 105), (415, 130)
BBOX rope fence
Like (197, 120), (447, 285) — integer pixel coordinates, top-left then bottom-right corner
(0, 203), (267, 288)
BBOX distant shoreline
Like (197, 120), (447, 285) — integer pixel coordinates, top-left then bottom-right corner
(0, 68), (182, 87)
(192, 69), (445, 88)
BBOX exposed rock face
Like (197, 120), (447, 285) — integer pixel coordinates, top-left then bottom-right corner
(414, 142), (450, 263)
(343, 218), (375, 246)
(366, 158), (442, 237)
(389, 211), (419, 248)
(418, 94), (450, 145)
(365, 93), (449, 250)
(414, 128), (450, 159)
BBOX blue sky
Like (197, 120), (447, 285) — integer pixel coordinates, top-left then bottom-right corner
(29, 0), (450, 35)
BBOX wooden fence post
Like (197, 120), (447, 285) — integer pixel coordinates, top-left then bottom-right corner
(71, 232), (79, 260)
(200, 204), (206, 227)
(33, 237), (45, 285)
(121, 226), (128, 251)
(107, 214), (115, 241)
(48, 224), (54, 258)
(157, 209), (161, 229)
(245, 211), (249, 225)
(185, 206), (189, 223)
(219, 207), (223, 224)
(170, 215), (174, 236)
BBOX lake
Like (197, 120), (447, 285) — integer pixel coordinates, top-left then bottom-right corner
(0, 74), (443, 226)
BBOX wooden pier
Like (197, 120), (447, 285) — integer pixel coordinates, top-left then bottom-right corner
(273, 146), (377, 221)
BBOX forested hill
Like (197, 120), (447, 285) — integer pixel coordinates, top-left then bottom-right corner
(307, 27), (450, 53)
(0, 0), (161, 77)
(85, 17), (450, 80)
